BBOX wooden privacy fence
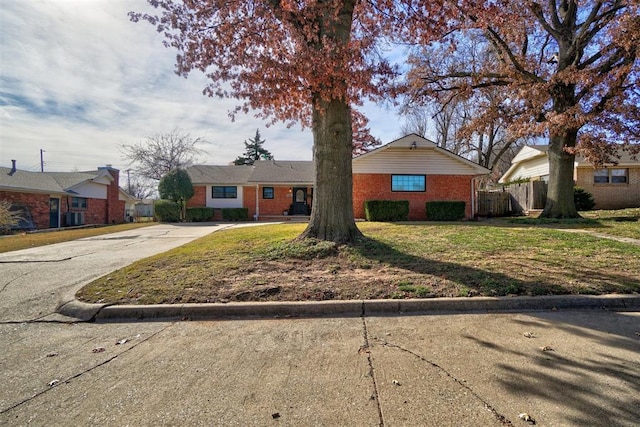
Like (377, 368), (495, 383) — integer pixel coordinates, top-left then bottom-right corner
(476, 191), (511, 217)
(477, 181), (548, 217)
(504, 181), (548, 214)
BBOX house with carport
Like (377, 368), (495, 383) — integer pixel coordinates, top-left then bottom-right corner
(186, 134), (490, 220)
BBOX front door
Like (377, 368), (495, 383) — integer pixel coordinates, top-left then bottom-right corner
(49, 198), (60, 228)
(291, 187), (308, 215)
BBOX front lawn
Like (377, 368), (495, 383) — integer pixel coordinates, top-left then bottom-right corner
(77, 218), (640, 305)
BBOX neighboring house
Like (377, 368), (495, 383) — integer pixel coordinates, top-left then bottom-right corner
(499, 145), (640, 209)
(0, 161), (137, 230)
(186, 134), (490, 220)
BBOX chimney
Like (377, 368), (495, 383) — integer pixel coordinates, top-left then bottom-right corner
(9, 160), (17, 176)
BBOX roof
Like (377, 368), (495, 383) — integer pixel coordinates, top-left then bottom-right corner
(187, 165), (254, 185)
(187, 160), (315, 185)
(353, 134), (491, 175)
(0, 166), (116, 195)
(249, 160), (315, 184)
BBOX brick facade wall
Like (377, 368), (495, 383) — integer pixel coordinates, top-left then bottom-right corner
(575, 167), (640, 209)
(255, 186), (299, 216)
(0, 191), (52, 229)
(353, 174), (474, 219)
(187, 186), (207, 208)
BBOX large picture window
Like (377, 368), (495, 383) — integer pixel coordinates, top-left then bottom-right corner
(594, 168), (628, 184)
(392, 175), (426, 192)
(212, 186), (237, 199)
(71, 197), (87, 208)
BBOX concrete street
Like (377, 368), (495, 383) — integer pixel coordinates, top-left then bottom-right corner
(1, 224), (639, 426)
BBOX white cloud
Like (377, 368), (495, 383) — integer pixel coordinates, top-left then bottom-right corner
(0, 0), (401, 173)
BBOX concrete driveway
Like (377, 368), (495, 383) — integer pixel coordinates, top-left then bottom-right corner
(1, 224), (639, 426)
(0, 223), (229, 322)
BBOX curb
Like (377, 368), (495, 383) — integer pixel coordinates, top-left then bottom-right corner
(57, 294), (640, 322)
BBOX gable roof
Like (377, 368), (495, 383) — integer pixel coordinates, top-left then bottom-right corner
(0, 167), (116, 196)
(353, 134), (491, 175)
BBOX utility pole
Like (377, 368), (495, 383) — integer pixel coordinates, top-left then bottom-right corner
(40, 149), (45, 172)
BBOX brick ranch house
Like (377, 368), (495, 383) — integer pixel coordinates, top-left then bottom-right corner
(499, 145), (640, 209)
(1, 162), (137, 230)
(186, 134), (490, 220)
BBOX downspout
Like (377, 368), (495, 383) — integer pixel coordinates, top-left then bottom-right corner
(471, 177), (477, 218)
(255, 184), (259, 221)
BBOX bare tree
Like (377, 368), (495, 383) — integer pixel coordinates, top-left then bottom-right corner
(120, 128), (208, 181)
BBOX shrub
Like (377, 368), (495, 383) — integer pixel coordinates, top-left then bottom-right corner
(574, 187), (595, 211)
(186, 207), (215, 222)
(364, 200), (409, 221)
(154, 200), (181, 222)
(426, 201), (466, 221)
(0, 200), (23, 234)
(222, 208), (249, 221)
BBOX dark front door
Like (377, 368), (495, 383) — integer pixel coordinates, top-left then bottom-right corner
(49, 198), (60, 228)
(291, 187), (308, 215)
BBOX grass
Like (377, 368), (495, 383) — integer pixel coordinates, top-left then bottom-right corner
(508, 208), (640, 240)
(76, 211), (640, 305)
(0, 222), (156, 253)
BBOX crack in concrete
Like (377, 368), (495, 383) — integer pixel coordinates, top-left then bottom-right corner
(361, 303), (385, 427)
(0, 322), (175, 415)
(0, 271), (30, 294)
(0, 251), (97, 264)
(373, 338), (514, 426)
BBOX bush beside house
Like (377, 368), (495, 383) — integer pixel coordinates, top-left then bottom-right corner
(426, 201), (466, 221)
(364, 200), (409, 221)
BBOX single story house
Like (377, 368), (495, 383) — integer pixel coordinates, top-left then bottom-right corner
(0, 161), (137, 230)
(499, 145), (640, 209)
(186, 134), (490, 220)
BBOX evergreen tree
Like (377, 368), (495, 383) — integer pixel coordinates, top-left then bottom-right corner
(233, 129), (273, 166)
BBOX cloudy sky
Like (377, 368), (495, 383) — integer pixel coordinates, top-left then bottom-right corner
(0, 0), (405, 173)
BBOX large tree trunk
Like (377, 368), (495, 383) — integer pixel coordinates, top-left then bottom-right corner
(540, 76), (580, 219)
(540, 129), (580, 218)
(298, 96), (363, 243)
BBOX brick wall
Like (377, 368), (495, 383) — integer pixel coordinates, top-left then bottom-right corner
(187, 185), (207, 207)
(576, 167), (640, 209)
(0, 191), (51, 229)
(104, 168), (125, 224)
(254, 186), (298, 216)
(353, 174), (474, 219)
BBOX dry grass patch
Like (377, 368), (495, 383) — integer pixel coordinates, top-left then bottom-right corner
(0, 222), (156, 253)
(77, 220), (640, 305)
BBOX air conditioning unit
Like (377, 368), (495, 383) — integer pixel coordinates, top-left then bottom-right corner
(65, 212), (85, 226)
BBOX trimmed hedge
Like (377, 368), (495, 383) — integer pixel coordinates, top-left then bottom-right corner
(186, 207), (215, 222)
(154, 200), (181, 222)
(426, 201), (466, 221)
(364, 200), (409, 221)
(222, 208), (249, 221)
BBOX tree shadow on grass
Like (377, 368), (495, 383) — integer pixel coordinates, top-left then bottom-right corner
(350, 236), (640, 296)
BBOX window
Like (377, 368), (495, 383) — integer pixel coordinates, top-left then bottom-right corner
(71, 197), (87, 208)
(392, 175), (426, 192)
(594, 168), (628, 184)
(262, 187), (274, 199)
(212, 186), (237, 199)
